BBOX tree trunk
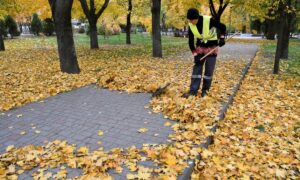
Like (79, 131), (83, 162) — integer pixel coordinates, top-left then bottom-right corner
(280, 23), (290, 59)
(51, 0), (80, 74)
(126, 0), (132, 44)
(280, 0), (293, 59)
(274, 1), (285, 74)
(151, 0), (162, 58)
(0, 32), (5, 51)
(90, 20), (99, 49)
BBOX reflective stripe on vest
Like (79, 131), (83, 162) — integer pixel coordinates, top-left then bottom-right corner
(189, 16), (218, 43)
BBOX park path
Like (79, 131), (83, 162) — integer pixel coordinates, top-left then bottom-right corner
(167, 43), (258, 61)
(0, 43), (258, 179)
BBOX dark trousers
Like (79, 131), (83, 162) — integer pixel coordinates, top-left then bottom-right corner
(190, 55), (217, 95)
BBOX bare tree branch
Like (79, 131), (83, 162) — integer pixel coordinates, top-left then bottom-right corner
(218, 1), (229, 18)
(79, 0), (92, 20)
(90, 0), (95, 14)
(209, 0), (217, 18)
(96, 0), (110, 19)
(48, 0), (56, 21)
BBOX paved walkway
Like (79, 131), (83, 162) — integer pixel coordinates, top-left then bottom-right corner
(0, 87), (174, 154)
(167, 43), (258, 61)
(0, 43), (258, 179)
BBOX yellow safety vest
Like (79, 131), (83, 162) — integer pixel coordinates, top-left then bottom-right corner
(188, 15), (218, 43)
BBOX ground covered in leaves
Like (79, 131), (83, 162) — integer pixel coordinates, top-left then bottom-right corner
(3, 38), (298, 179)
(192, 49), (300, 179)
(0, 37), (252, 179)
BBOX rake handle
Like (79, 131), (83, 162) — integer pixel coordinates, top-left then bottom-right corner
(199, 33), (238, 61)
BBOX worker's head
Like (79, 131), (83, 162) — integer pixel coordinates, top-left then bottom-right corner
(187, 8), (199, 25)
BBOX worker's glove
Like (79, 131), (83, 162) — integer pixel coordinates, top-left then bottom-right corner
(219, 38), (225, 47)
(192, 50), (198, 56)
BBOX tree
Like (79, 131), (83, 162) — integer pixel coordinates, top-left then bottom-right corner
(13, 0), (52, 22)
(31, 13), (42, 35)
(79, 0), (110, 49)
(0, 0), (13, 51)
(0, 19), (5, 51)
(4, 15), (19, 39)
(274, 0), (298, 73)
(274, 1), (286, 74)
(280, 0), (297, 59)
(126, 0), (132, 44)
(209, 0), (230, 22)
(162, 0), (202, 30)
(151, 0), (162, 57)
(42, 18), (55, 36)
(48, 0), (80, 74)
(116, 0), (132, 44)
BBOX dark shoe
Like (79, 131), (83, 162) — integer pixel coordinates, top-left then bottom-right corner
(182, 92), (197, 98)
(201, 91), (208, 97)
(182, 93), (190, 98)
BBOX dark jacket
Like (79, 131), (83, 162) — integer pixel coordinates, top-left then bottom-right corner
(188, 16), (226, 53)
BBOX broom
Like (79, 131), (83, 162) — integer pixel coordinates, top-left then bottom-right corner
(152, 33), (237, 98)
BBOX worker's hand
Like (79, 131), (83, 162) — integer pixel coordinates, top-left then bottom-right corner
(219, 38), (225, 47)
(192, 50), (198, 56)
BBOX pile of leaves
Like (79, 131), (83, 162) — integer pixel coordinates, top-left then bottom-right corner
(192, 52), (300, 179)
(0, 140), (203, 179)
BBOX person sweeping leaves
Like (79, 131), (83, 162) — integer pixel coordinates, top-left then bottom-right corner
(183, 8), (226, 98)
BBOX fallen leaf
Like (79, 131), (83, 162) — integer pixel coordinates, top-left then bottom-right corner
(164, 122), (171, 127)
(138, 128), (148, 133)
(98, 131), (104, 136)
(6, 145), (14, 152)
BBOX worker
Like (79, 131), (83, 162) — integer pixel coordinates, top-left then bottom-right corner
(183, 8), (226, 98)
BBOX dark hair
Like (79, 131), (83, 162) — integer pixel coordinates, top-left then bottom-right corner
(187, 8), (200, 20)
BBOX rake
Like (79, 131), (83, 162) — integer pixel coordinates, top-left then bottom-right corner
(152, 33), (237, 98)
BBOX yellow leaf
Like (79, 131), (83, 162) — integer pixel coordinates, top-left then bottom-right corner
(116, 166), (123, 174)
(164, 122), (171, 126)
(201, 149), (214, 159)
(8, 165), (16, 174)
(55, 169), (67, 179)
(276, 169), (286, 178)
(77, 146), (89, 155)
(17, 170), (24, 175)
(98, 130), (104, 136)
(138, 128), (148, 133)
(6, 145), (14, 152)
(126, 174), (136, 179)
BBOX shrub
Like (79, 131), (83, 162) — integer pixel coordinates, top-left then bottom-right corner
(42, 18), (55, 36)
(78, 27), (85, 34)
(0, 19), (8, 37)
(4, 15), (19, 38)
(31, 13), (42, 36)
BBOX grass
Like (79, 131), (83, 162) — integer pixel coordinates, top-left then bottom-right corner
(4, 33), (187, 57)
(262, 39), (300, 76)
